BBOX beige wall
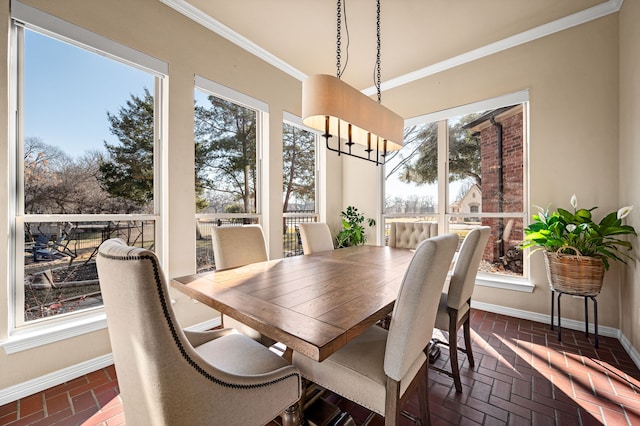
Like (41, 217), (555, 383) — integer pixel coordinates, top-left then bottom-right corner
(1, 0), (639, 396)
(619, 0), (640, 352)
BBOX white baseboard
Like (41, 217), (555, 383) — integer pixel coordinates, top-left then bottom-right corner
(0, 316), (222, 406)
(0, 353), (113, 406)
(619, 332), (640, 368)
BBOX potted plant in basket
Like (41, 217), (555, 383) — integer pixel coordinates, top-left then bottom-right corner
(520, 194), (637, 295)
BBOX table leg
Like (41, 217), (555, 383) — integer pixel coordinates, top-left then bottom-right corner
(282, 404), (301, 426)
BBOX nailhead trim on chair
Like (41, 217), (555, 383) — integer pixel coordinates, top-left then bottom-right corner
(98, 251), (301, 392)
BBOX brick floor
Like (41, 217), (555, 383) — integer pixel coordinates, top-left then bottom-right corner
(1, 309), (639, 425)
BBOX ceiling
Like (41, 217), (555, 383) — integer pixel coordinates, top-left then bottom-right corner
(165, 0), (616, 94)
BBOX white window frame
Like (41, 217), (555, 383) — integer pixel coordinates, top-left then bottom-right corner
(3, 2), (168, 353)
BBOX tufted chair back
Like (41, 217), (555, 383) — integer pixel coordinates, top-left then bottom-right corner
(388, 222), (438, 249)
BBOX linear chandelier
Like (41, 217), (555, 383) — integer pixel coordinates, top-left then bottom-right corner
(302, 0), (403, 165)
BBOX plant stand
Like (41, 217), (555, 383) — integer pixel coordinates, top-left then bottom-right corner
(550, 288), (599, 348)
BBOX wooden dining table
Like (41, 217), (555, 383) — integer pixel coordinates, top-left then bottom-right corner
(171, 245), (416, 362)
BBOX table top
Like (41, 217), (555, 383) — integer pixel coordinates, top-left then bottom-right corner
(171, 245), (416, 361)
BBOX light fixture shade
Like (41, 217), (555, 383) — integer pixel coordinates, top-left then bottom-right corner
(302, 74), (403, 151)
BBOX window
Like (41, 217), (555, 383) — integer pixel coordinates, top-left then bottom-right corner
(282, 114), (318, 256)
(194, 76), (265, 272)
(384, 93), (529, 282)
(12, 14), (166, 328)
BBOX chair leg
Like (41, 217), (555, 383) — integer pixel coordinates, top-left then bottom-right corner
(419, 360), (431, 426)
(447, 308), (462, 393)
(448, 325), (462, 393)
(385, 379), (400, 426)
(463, 317), (474, 368)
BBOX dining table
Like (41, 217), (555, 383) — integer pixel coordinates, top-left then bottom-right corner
(170, 244), (416, 362)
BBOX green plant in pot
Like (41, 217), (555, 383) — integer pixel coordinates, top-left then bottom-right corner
(336, 206), (376, 248)
(520, 194), (636, 295)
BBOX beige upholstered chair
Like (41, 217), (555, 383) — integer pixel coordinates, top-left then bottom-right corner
(211, 225), (274, 345)
(96, 238), (301, 426)
(432, 226), (491, 393)
(293, 234), (458, 426)
(388, 221), (438, 249)
(298, 222), (334, 254)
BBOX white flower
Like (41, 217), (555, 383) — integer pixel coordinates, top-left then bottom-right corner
(570, 194), (578, 209)
(566, 224), (577, 232)
(617, 206), (633, 220)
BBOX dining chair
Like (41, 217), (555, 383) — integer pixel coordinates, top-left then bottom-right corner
(388, 221), (438, 249)
(293, 234), (459, 426)
(298, 222), (334, 254)
(96, 238), (302, 426)
(211, 224), (275, 346)
(432, 226), (491, 393)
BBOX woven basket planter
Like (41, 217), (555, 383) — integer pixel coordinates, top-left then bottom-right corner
(543, 248), (605, 296)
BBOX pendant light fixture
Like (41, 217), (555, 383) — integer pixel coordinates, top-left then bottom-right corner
(302, 0), (403, 165)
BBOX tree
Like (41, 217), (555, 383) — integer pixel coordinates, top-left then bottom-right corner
(387, 114), (482, 188)
(195, 96), (257, 213)
(24, 137), (68, 214)
(282, 123), (315, 212)
(98, 88), (154, 208)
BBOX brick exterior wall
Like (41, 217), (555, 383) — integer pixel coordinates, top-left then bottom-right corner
(477, 110), (524, 264)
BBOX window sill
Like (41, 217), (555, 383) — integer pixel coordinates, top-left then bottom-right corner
(1, 311), (107, 355)
(475, 272), (535, 293)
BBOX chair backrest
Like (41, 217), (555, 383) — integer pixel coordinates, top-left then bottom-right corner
(384, 233), (458, 381)
(447, 226), (491, 310)
(211, 225), (268, 270)
(97, 239), (223, 424)
(388, 222), (438, 249)
(97, 238), (300, 425)
(298, 222), (334, 254)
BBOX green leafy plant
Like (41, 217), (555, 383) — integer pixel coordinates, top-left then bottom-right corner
(336, 206), (376, 248)
(521, 194), (637, 270)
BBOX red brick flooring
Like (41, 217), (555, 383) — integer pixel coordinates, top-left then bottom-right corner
(1, 309), (639, 425)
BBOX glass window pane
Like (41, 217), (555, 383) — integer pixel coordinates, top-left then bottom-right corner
(446, 105), (525, 278)
(23, 29), (155, 215)
(384, 122), (439, 215)
(23, 220), (155, 322)
(449, 106), (524, 214)
(282, 123), (316, 213)
(194, 90), (258, 214)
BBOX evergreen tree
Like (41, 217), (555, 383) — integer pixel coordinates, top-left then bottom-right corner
(98, 88), (154, 207)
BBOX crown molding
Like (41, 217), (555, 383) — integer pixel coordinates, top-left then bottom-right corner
(363, 0), (624, 95)
(159, 0), (307, 81)
(160, 0), (623, 94)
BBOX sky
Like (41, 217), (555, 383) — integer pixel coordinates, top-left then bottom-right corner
(23, 29), (153, 157)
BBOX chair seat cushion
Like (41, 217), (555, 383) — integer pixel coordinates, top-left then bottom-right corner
(195, 332), (289, 375)
(293, 325), (425, 415)
(434, 292), (470, 331)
